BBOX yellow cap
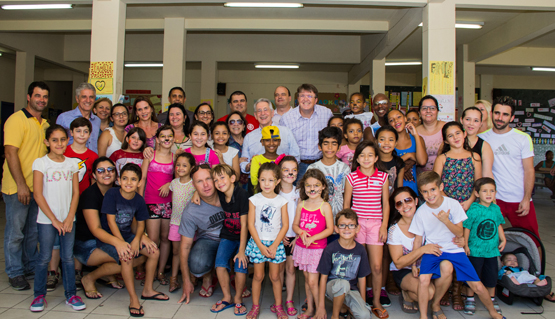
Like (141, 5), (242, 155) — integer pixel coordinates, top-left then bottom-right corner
(261, 126), (281, 140)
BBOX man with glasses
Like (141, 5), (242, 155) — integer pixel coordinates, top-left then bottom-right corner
(157, 87), (194, 130)
(369, 93), (392, 132)
(280, 84), (332, 180)
(217, 91), (259, 134)
(272, 86), (293, 124)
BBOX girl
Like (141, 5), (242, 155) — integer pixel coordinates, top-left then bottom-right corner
(277, 155), (300, 316)
(245, 162), (289, 319)
(345, 92), (375, 140)
(344, 140), (390, 319)
(30, 124), (85, 312)
(184, 121), (220, 167)
(292, 169), (334, 319)
(336, 118), (363, 168)
(376, 126), (405, 193)
(433, 121), (482, 211)
(406, 109), (421, 128)
(461, 106), (494, 178)
(110, 127), (146, 178)
(168, 153), (196, 293)
(125, 96), (161, 149)
(194, 102), (215, 128)
(98, 103), (128, 158)
(140, 125), (175, 286)
(212, 121), (240, 176)
(327, 115), (344, 131)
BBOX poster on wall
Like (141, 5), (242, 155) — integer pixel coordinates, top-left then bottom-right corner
(88, 61), (114, 96)
(429, 61), (454, 95)
(436, 94), (455, 122)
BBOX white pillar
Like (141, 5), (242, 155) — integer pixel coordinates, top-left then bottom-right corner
(14, 51), (35, 111)
(480, 74), (494, 102)
(457, 44), (476, 116)
(200, 60), (218, 116)
(162, 18), (187, 112)
(371, 58), (386, 96)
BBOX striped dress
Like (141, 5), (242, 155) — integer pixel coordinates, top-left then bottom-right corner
(347, 168), (388, 219)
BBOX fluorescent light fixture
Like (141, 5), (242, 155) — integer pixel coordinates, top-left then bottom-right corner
(385, 61), (422, 66)
(224, 2), (303, 8)
(1, 4), (72, 10)
(0, 53), (2, 57)
(418, 21), (483, 29)
(125, 63), (163, 68)
(532, 67), (555, 72)
(255, 64), (299, 69)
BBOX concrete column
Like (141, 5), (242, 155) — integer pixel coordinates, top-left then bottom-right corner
(200, 60), (218, 116)
(480, 74), (494, 102)
(14, 51), (35, 111)
(457, 44), (476, 113)
(162, 18), (187, 112)
(371, 58), (386, 96)
(422, 0), (456, 121)
(348, 78), (362, 98)
(90, 0), (126, 102)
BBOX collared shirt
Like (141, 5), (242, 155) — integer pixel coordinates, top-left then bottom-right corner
(272, 107), (292, 125)
(240, 124), (300, 173)
(279, 105), (332, 160)
(56, 107), (101, 153)
(346, 168), (388, 219)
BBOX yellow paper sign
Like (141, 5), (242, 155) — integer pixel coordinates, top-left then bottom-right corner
(88, 61), (114, 95)
(422, 77), (428, 95)
(429, 61), (454, 95)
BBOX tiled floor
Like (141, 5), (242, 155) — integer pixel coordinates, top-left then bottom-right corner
(0, 189), (554, 319)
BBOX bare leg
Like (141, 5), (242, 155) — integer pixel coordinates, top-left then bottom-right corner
(332, 293), (346, 319)
(418, 274), (433, 319)
(269, 262), (284, 306)
(157, 219), (171, 276)
(467, 281), (503, 319)
(251, 263), (265, 306)
(285, 256), (296, 311)
(430, 261), (454, 317)
(171, 240), (180, 278)
(369, 245), (384, 309)
(212, 267), (232, 311)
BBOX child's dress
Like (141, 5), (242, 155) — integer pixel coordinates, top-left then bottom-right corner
(168, 178), (195, 241)
(292, 201), (328, 273)
(144, 152), (174, 219)
(184, 147), (219, 167)
(441, 156), (474, 203)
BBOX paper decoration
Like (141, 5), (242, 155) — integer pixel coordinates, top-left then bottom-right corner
(543, 121), (555, 130)
(535, 114), (553, 121)
(88, 61), (114, 95)
(515, 111), (525, 115)
(435, 95), (455, 122)
(527, 127), (537, 132)
(542, 125), (552, 133)
(549, 98), (555, 107)
(429, 61), (454, 95)
(526, 108), (534, 112)
(531, 103), (540, 107)
(525, 118), (534, 122)
(538, 108), (549, 112)
(532, 123), (542, 127)
(541, 134), (551, 138)
(522, 123), (531, 127)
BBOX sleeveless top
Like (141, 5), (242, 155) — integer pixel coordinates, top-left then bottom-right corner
(420, 129), (443, 172)
(144, 152), (174, 204)
(295, 201), (328, 250)
(441, 156), (474, 203)
(105, 127), (123, 158)
(542, 161), (555, 180)
(395, 133), (418, 194)
(470, 137), (484, 159)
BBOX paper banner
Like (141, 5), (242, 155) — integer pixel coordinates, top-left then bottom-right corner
(536, 114), (553, 121)
(436, 94), (455, 122)
(524, 118), (534, 122)
(538, 108), (549, 112)
(88, 61), (114, 95)
(429, 61), (454, 95)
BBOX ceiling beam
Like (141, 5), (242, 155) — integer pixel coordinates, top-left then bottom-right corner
(455, 0), (555, 11)
(477, 47), (555, 68)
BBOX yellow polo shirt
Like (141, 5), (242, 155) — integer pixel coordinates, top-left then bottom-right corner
(2, 109), (49, 194)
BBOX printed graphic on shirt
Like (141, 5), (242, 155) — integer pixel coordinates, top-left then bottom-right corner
(386, 166), (397, 192)
(66, 157), (88, 183)
(115, 205), (133, 228)
(208, 210), (226, 231)
(494, 144), (510, 156)
(45, 169), (74, 182)
(476, 219), (497, 240)
(300, 211), (321, 231)
(330, 252), (361, 281)
(326, 173), (346, 199)
(260, 204), (278, 233)
(224, 211), (241, 235)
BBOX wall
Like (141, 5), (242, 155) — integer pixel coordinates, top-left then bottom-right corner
(0, 55), (16, 104)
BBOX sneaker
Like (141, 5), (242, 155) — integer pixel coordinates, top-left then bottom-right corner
(380, 289), (391, 307)
(492, 298), (502, 314)
(75, 270), (83, 290)
(24, 272), (35, 280)
(366, 289), (373, 305)
(66, 295), (86, 311)
(30, 295), (47, 312)
(464, 299), (476, 315)
(9, 275), (30, 291)
(47, 271), (59, 292)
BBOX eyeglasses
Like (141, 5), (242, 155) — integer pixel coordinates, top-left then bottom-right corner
(112, 112), (128, 118)
(421, 106), (437, 112)
(298, 94), (315, 99)
(198, 111), (212, 116)
(337, 224), (357, 229)
(395, 197), (414, 209)
(96, 166), (116, 174)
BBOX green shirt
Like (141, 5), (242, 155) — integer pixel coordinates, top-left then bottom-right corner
(463, 202), (505, 258)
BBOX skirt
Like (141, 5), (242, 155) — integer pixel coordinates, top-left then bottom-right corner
(245, 238), (286, 264)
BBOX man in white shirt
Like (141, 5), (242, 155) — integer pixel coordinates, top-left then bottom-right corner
(272, 86), (292, 125)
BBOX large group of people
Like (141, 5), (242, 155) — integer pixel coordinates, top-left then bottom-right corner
(3, 79), (553, 319)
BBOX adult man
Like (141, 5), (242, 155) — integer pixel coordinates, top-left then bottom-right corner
(178, 164), (225, 304)
(56, 82), (101, 153)
(279, 83), (332, 179)
(217, 91), (259, 134)
(240, 98), (300, 174)
(157, 87), (194, 128)
(3, 82), (50, 290)
(479, 96), (539, 246)
(369, 93), (391, 133)
(272, 86), (292, 124)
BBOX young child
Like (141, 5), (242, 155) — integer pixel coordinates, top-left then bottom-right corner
(410, 171), (504, 320)
(314, 209), (372, 319)
(212, 121), (240, 176)
(376, 126), (405, 193)
(249, 126), (281, 188)
(167, 152), (196, 293)
(328, 115), (344, 132)
(139, 125), (174, 286)
(185, 121), (220, 167)
(277, 155), (300, 316)
(245, 162), (289, 319)
(433, 121), (482, 211)
(336, 118), (363, 168)
(110, 126), (146, 178)
(344, 140), (390, 317)
(499, 253), (548, 286)
(100, 163), (168, 317)
(30, 124), (85, 312)
(463, 177), (506, 315)
(344, 92), (374, 139)
(209, 164), (250, 316)
(292, 169), (334, 319)
(65, 117), (99, 194)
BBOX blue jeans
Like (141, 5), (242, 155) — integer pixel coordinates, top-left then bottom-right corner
(214, 238), (248, 274)
(3, 193), (39, 278)
(35, 223), (76, 299)
(295, 162), (311, 185)
(189, 238), (219, 278)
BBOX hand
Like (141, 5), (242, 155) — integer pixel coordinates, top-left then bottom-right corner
(213, 149), (225, 164)
(403, 159), (416, 182)
(158, 182), (171, 198)
(130, 241), (140, 258)
(283, 237), (291, 246)
(432, 209), (451, 224)
(178, 280), (195, 304)
(191, 191), (200, 205)
(246, 162), (251, 172)
(143, 147), (154, 160)
(379, 225), (387, 243)
(290, 237), (297, 252)
(115, 239), (132, 262)
(313, 307), (327, 319)
(140, 235), (158, 254)
(62, 218), (73, 234)
(411, 265), (420, 278)
(234, 252), (248, 269)
(267, 244), (277, 259)
(461, 199), (472, 212)
(257, 244), (270, 258)
(452, 236), (465, 248)
(422, 243), (442, 256)
(16, 184), (31, 206)
(300, 231), (311, 247)
(406, 122), (417, 136)
(239, 157), (248, 163)
(499, 240), (506, 252)
(464, 245), (470, 256)
(52, 219), (65, 236)
(516, 198), (530, 217)
(551, 167), (555, 177)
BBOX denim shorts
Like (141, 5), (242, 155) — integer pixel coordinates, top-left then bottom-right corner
(96, 233), (136, 264)
(214, 238), (248, 274)
(73, 239), (97, 265)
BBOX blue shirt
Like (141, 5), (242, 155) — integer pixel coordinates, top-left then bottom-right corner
(100, 188), (149, 241)
(56, 107), (101, 153)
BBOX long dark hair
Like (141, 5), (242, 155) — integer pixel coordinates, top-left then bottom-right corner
(130, 96), (158, 124)
(351, 140), (386, 172)
(440, 121), (478, 161)
(121, 127), (147, 152)
(227, 111), (247, 138)
(165, 103), (190, 134)
(194, 102), (214, 128)
(388, 186), (418, 229)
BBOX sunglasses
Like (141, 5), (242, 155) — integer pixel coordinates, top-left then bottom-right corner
(229, 119), (244, 125)
(96, 166), (116, 174)
(337, 224), (357, 229)
(395, 197), (414, 209)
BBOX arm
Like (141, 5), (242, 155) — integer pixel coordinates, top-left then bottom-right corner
(534, 161), (544, 171)
(97, 130), (111, 157)
(389, 243), (442, 270)
(432, 153), (445, 177)
(481, 141), (494, 178)
(33, 171), (64, 235)
(84, 209), (131, 255)
(436, 213), (463, 237)
(268, 205), (289, 257)
(107, 214), (125, 242)
(401, 152), (416, 162)
(463, 228), (471, 255)
(130, 220), (145, 257)
(406, 124), (428, 166)
(343, 179), (353, 209)
(462, 154), (482, 211)
(314, 274), (329, 319)
(240, 136), (252, 173)
(396, 167), (405, 188)
(138, 156), (151, 196)
(231, 153), (240, 179)
(379, 179), (390, 243)
(498, 226), (506, 252)
(178, 235), (195, 304)
(517, 157), (535, 216)
(363, 127), (375, 142)
(62, 172), (80, 233)
(5, 145), (31, 205)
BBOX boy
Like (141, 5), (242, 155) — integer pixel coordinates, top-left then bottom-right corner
(314, 209), (371, 319)
(464, 177), (506, 315)
(410, 171), (504, 319)
(100, 163), (168, 317)
(249, 125), (281, 188)
(208, 164), (250, 316)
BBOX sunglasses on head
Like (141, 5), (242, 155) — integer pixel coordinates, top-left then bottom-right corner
(395, 197), (414, 209)
(96, 166), (116, 174)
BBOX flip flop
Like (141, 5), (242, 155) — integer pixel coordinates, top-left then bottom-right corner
(432, 309), (446, 319)
(199, 277), (218, 298)
(96, 278), (124, 289)
(235, 303), (248, 316)
(129, 306), (144, 317)
(545, 292), (555, 302)
(141, 292), (169, 301)
(210, 300), (234, 313)
(372, 307), (389, 319)
(84, 289), (102, 300)
(399, 295), (417, 314)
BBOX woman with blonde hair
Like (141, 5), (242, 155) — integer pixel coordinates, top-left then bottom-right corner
(475, 100), (492, 133)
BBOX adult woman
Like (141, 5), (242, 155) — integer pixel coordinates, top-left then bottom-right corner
(416, 95), (446, 172)
(227, 111), (249, 186)
(194, 102), (215, 128)
(125, 96), (161, 149)
(165, 103), (191, 152)
(98, 103), (128, 158)
(461, 107), (494, 178)
(535, 150), (555, 198)
(475, 100), (493, 134)
(93, 98), (112, 133)
(387, 109), (427, 194)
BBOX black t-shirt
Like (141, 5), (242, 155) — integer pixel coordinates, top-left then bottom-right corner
(100, 188), (149, 241)
(382, 156), (404, 192)
(317, 240), (371, 291)
(75, 183), (104, 242)
(218, 186), (250, 241)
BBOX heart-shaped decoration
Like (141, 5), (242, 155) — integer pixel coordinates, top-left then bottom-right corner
(95, 80), (106, 92)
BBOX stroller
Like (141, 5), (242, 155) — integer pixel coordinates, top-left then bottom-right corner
(496, 227), (552, 314)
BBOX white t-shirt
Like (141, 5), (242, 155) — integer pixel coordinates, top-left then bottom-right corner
(249, 193), (288, 241)
(222, 146), (239, 168)
(279, 188), (300, 238)
(32, 155), (79, 224)
(479, 128), (534, 202)
(345, 112), (374, 133)
(308, 160), (350, 218)
(408, 196), (467, 253)
(387, 223), (423, 271)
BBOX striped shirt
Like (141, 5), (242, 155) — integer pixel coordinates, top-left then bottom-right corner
(347, 168), (388, 219)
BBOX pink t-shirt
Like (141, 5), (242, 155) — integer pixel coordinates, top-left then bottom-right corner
(295, 201), (328, 250)
(185, 147), (220, 168)
(144, 152), (174, 204)
(336, 144), (356, 169)
(347, 168), (388, 219)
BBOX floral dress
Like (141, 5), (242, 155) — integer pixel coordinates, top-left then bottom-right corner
(441, 156), (474, 203)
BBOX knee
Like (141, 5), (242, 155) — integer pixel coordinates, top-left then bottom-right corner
(337, 279), (351, 293)
(470, 282), (486, 295)
(253, 270), (264, 283)
(420, 277), (431, 286)
(286, 263), (295, 275)
(307, 276), (319, 288)
(439, 261), (453, 274)
(269, 271), (281, 283)
(172, 246), (180, 256)
(371, 263), (382, 275)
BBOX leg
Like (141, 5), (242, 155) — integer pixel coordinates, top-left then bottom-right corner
(269, 262), (284, 306)
(59, 223), (77, 300)
(251, 263), (265, 306)
(81, 249), (121, 299)
(368, 244), (384, 309)
(285, 256), (296, 313)
(430, 261), (453, 317)
(304, 272), (319, 316)
(418, 274), (433, 319)
(332, 292), (346, 319)
(467, 281), (503, 319)
(34, 224), (57, 298)
(188, 238), (219, 296)
(4, 193), (34, 280)
(140, 245), (164, 298)
(171, 240), (180, 278)
(156, 219), (171, 283)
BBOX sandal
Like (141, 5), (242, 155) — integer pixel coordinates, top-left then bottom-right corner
(84, 289), (102, 300)
(286, 300), (298, 316)
(440, 291), (451, 306)
(464, 299), (476, 315)
(399, 294), (417, 314)
(451, 281), (464, 311)
(134, 271), (145, 280)
(199, 277), (218, 298)
(372, 307), (389, 319)
(235, 303), (247, 316)
(156, 272), (169, 286)
(432, 309), (446, 319)
(247, 304), (260, 319)
(210, 300), (234, 313)
(297, 313), (313, 319)
(275, 305), (288, 319)
(106, 280), (124, 289)
(129, 305), (144, 317)
(169, 276), (181, 293)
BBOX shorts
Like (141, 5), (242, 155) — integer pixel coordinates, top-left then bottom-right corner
(468, 256), (498, 288)
(168, 224), (181, 242)
(497, 199), (540, 247)
(355, 218), (383, 245)
(420, 252), (480, 282)
(96, 233), (137, 265)
(392, 269), (412, 288)
(325, 279), (371, 319)
(73, 239), (97, 265)
(292, 246), (324, 274)
(284, 236), (295, 256)
(147, 202), (172, 219)
(245, 238), (285, 264)
(214, 238), (248, 274)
